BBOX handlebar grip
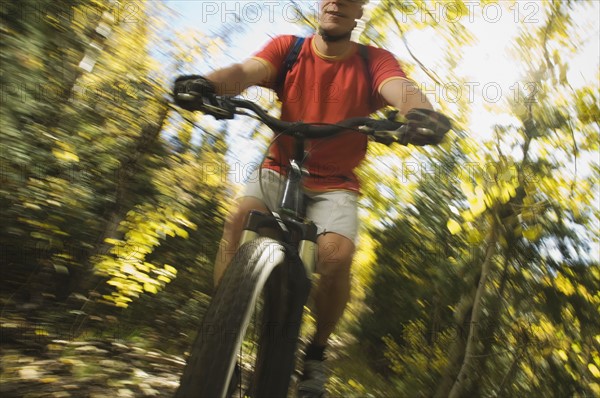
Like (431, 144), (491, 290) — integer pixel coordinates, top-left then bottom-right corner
(176, 93), (196, 101)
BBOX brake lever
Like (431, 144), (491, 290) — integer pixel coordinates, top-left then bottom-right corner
(370, 125), (440, 146)
(360, 125), (403, 146)
(359, 116), (406, 146)
(202, 102), (235, 120)
(176, 93), (195, 101)
(175, 93), (235, 120)
(373, 129), (403, 145)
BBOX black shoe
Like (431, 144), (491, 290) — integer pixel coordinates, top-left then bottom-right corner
(297, 360), (327, 397)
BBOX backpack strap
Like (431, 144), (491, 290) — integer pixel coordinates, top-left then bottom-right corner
(275, 36), (305, 92)
(357, 43), (374, 110)
(275, 37), (374, 109)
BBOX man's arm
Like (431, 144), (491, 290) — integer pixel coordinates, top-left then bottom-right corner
(205, 58), (274, 96)
(379, 77), (434, 115)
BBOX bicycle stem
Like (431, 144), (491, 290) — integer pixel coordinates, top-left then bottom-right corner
(279, 133), (308, 219)
(279, 158), (305, 219)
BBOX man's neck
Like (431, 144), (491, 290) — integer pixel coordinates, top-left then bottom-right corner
(314, 34), (353, 58)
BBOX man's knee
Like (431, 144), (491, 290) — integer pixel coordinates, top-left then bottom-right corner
(316, 234), (355, 278)
(222, 197), (268, 235)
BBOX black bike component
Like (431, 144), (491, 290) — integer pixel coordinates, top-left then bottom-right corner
(175, 238), (293, 398)
(174, 93), (450, 397)
(278, 133), (308, 218)
(228, 97), (385, 137)
(402, 108), (452, 145)
(174, 75), (216, 113)
(280, 159), (305, 219)
(244, 210), (318, 245)
(249, 241), (311, 397)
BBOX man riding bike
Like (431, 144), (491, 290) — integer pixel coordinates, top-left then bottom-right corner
(174, 0), (451, 395)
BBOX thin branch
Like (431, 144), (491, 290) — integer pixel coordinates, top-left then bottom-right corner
(494, 343), (525, 397)
(386, 5), (443, 85)
(290, 0), (317, 30)
(565, 119), (579, 199)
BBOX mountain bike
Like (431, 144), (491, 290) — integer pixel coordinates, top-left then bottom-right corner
(173, 92), (446, 398)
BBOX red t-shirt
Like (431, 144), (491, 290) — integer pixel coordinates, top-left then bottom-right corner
(253, 35), (407, 192)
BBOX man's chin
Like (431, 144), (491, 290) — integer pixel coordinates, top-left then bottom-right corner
(318, 26), (353, 42)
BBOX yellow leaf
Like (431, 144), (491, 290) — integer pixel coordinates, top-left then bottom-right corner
(461, 210), (474, 222)
(106, 278), (124, 288)
(467, 229), (483, 244)
(557, 350), (568, 361)
(104, 238), (122, 245)
(143, 283), (158, 294)
(523, 224), (543, 241)
(469, 197), (487, 217)
(500, 183), (516, 203)
(555, 274), (575, 296)
(588, 363), (600, 378)
(121, 263), (136, 275)
(460, 180), (475, 198)
(52, 148), (80, 162)
(484, 193), (495, 207)
(447, 219), (462, 235)
(136, 262), (150, 273)
(164, 264), (178, 275)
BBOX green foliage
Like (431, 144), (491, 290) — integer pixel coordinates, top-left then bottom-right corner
(93, 204), (193, 307)
(345, 1), (599, 397)
(0, 0), (231, 344)
(382, 321), (454, 396)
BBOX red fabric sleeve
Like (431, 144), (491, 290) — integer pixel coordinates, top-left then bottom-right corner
(367, 46), (407, 96)
(252, 35), (297, 89)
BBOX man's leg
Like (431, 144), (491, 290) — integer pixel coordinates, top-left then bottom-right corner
(298, 190), (358, 395)
(214, 197), (269, 286)
(298, 232), (354, 395)
(313, 232), (355, 345)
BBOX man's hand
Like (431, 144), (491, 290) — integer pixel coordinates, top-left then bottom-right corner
(398, 108), (451, 146)
(173, 75), (216, 111)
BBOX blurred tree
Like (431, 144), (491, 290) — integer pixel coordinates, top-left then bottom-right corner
(1, 0), (118, 306)
(0, 0), (231, 334)
(323, 1), (599, 396)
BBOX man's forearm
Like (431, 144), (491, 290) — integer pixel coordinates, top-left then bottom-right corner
(395, 79), (434, 114)
(205, 58), (271, 97)
(400, 87), (433, 114)
(380, 78), (434, 115)
(205, 64), (247, 96)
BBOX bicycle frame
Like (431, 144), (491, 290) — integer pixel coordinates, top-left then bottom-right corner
(231, 130), (318, 396)
(238, 132), (318, 278)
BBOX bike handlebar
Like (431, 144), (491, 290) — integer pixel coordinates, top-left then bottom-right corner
(175, 93), (411, 145)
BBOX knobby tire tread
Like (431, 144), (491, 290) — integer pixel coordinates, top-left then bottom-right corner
(175, 237), (308, 398)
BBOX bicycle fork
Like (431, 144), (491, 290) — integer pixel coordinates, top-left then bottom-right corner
(238, 210), (318, 278)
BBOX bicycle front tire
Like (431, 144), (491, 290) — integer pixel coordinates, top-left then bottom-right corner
(175, 237), (308, 398)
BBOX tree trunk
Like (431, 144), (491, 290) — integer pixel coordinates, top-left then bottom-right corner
(468, 257), (512, 397)
(447, 220), (499, 398)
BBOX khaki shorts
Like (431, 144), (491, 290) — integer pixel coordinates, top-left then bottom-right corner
(240, 168), (359, 241)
